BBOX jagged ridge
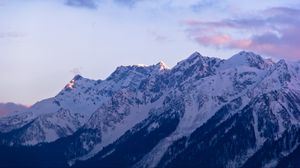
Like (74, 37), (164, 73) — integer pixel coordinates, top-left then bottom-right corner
(1, 51), (300, 168)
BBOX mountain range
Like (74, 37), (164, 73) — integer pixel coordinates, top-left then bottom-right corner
(0, 103), (27, 118)
(1, 51), (300, 168)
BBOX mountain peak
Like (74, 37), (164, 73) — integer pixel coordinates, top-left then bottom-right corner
(155, 61), (169, 71)
(222, 51), (272, 69)
(187, 51), (202, 61)
(174, 52), (204, 68)
(231, 51), (262, 61)
(64, 74), (86, 91)
(65, 79), (76, 90)
(73, 74), (83, 81)
(190, 51), (201, 57)
(134, 64), (147, 67)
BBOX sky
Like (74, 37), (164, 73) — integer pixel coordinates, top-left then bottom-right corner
(0, 0), (299, 105)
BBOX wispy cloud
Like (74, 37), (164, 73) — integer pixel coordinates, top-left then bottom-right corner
(0, 0), (9, 7)
(63, 0), (206, 10)
(148, 30), (170, 42)
(184, 7), (300, 59)
(64, 0), (98, 9)
(64, 0), (144, 9)
(0, 32), (26, 39)
(191, 0), (222, 12)
(114, 0), (141, 8)
(70, 67), (82, 76)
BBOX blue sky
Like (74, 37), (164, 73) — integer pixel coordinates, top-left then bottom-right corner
(0, 0), (299, 105)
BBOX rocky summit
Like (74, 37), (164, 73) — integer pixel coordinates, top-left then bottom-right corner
(1, 51), (300, 168)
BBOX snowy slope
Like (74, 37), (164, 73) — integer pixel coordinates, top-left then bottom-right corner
(0, 62), (169, 146)
(1, 51), (300, 168)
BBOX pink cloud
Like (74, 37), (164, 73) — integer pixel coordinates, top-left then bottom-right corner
(230, 39), (252, 48)
(184, 7), (300, 60)
(182, 19), (202, 26)
(196, 34), (232, 46)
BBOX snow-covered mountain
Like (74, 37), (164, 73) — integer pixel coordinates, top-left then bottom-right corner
(0, 103), (27, 118)
(1, 51), (300, 168)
